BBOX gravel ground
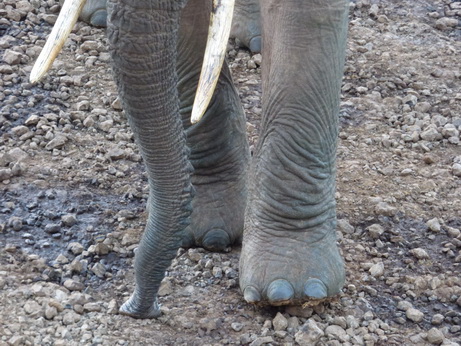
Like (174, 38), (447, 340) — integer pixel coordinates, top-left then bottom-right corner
(1, 0), (461, 345)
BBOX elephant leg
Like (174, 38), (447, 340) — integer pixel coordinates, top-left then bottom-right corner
(107, 0), (193, 318)
(79, 0), (107, 27)
(239, 0), (349, 305)
(231, 0), (262, 53)
(177, 0), (250, 252)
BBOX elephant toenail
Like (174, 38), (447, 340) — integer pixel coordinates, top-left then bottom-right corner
(243, 286), (261, 303)
(180, 230), (195, 248)
(202, 229), (230, 251)
(304, 278), (328, 299)
(267, 279), (294, 304)
(249, 36), (262, 54)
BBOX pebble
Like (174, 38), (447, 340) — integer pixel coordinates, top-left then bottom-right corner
(426, 218), (441, 232)
(249, 336), (274, 346)
(410, 248), (430, 260)
(67, 242), (84, 255)
(367, 224), (384, 239)
(295, 319), (324, 345)
(272, 312), (288, 331)
(406, 307), (424, 322)
(369, 262), (384, 277)
(426, 327), (444, 345)
(63, 279), (84, 291)
(231, 322), (243, 332)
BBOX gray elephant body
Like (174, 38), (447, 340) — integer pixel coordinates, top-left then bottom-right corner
(104, 0), (349, 318)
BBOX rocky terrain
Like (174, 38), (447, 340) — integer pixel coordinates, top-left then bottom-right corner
(1, 0), (461, 345)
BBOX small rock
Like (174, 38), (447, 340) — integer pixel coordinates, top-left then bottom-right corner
(55, 253), (69, 264)
(375, 202), (397, 216)
(431, 314), (444, 325)
(325, 325), (348, 342)
(63, 279), (84, 291)
(231, 322), (243, 332)
(45, 305), (58, 320)
(337, 219), (355, 234)
(45, 224), (60, 234)
(426, 218), (441, 232)
(83, 302), (102, 312)
(67, 242), (84, 255)
(3, 50), (22, 65)
(99, 120), (114, 132)
(45, 134), (68, 150)
(452, 163), (461, 177)
(426, 327), (444, 345)
(253, 54), (262, 66)
(249, 336), (274, 346)
(295, 319), (324, 345)
(107, 299), (118, 314)
(367, 224), (384, 239)
(91, 262), (106, 278)
(158, 280), (173, 296)
(24, 300), (42, 316)
(410, 248), (430, 260)
(272, 312), (288, 331)
(369, 262), (384, 277)
(61, 214), (77, 227)
(406, 307), (424, 322)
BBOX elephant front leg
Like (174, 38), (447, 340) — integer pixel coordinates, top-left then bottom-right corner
(177, 0), (250, 252)
(239, 0), (349, 305)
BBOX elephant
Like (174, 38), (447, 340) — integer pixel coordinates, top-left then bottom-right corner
(32, 0), (350, 319)
(77, 0), (262, 53)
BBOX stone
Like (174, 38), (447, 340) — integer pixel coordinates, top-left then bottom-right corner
(420, 125), (442, 141)
(67, 242), (84, 255)
(369, 262), (384, 277)
(272, 312), (288, 331)
(63, 279), (84, 291)
(406, 307), (424, 322)
(431, 314), (444, 325)
(452, 163), (461, 177)
(367, 224), (384, 239)
(295, 319), (324, 345)
(24, 300), (42, 316)
(7, 148), (28, 163)
(337, 219), (355, 234)
(325, 325), (348, 342)
(426, 327), (444, 345)
(45, 134), (68, 150)
(61, 214), (77, 227)
(231, 322), (243, 332)
(45, 305), (58, 320)
(83, 302), (102, 312)
(91, 262), (106, 278)
(249, 336), (274, 346)
(410, 248), (430, 260)
(375, 202), (397, 216)
(426, 218), (441, 232)
(3, 49), (22, 65)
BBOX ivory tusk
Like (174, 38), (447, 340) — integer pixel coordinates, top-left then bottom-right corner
(30, 0), (87, 83)
(190, 0), (235, 124)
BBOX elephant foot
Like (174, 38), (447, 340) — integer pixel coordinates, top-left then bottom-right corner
(181, 177), (247, 252)
(231, 0), (261, 53)
(239, 219), (345, 306)
(119, 295), (161, 319)
(79, 0), (107, 27)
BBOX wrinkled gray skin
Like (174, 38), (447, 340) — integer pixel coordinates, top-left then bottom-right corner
(103, 0), (349, 318)
(80, 0), (262, 53)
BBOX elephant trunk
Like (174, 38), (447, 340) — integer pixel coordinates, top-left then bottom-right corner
(107, 0), (192, 317)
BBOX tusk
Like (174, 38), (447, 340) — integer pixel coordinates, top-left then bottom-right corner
(30, 0), (87, 83)
(191, 0), (235, 124)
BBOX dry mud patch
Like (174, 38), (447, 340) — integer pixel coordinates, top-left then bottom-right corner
(1, 0), (461, 345)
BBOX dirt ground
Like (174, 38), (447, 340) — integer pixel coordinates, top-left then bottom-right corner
(1, 0), (461, 345)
